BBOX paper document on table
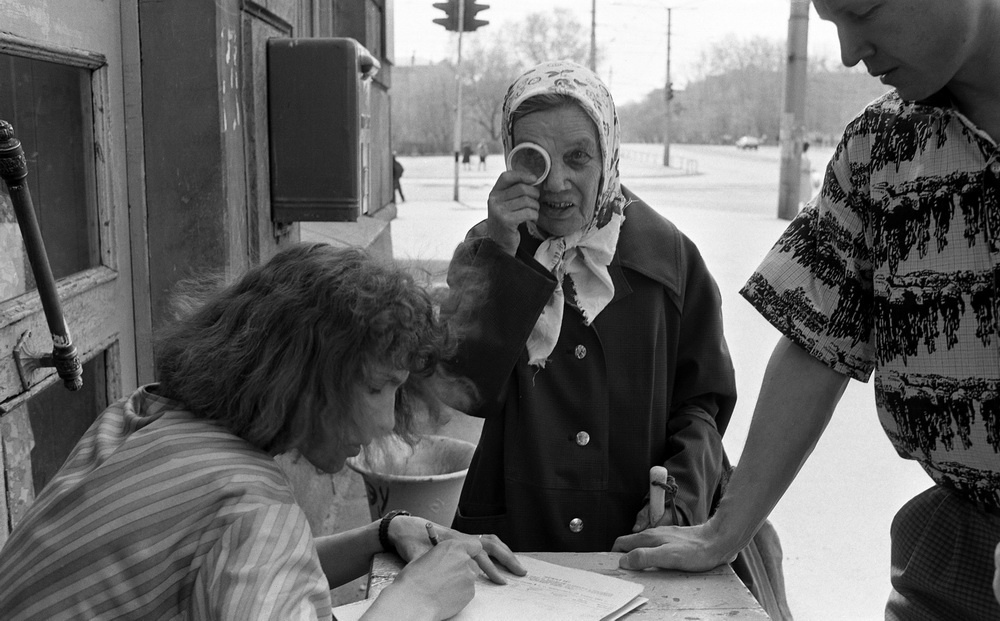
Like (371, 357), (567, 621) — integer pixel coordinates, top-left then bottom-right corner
(332, 555), (647, 621)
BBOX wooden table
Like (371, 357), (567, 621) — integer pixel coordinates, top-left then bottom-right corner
(367, 551), (770, 619)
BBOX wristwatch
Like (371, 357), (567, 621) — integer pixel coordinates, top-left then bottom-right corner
(378, 509), (411, 556)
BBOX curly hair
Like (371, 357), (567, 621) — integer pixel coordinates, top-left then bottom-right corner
(153, 243), (456, 455)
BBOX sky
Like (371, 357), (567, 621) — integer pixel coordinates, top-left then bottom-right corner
(392, 0), (846, 104)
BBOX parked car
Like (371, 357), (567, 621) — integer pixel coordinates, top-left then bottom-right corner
(735, 135), (761, 150)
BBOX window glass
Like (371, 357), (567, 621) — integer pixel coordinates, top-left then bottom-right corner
(0, 54), (99, 301)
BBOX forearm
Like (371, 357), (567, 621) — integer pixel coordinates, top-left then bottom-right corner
(314, 521), (382, 588)
(708, 336), (849, 554)
(362, 585), (437, 621)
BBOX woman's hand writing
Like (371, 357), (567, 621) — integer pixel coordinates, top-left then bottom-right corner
(389, 516), (527, 584)
(486, 170), (540, 256)
(366, 539), (480, 620)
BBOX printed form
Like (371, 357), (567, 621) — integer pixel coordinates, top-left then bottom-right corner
(333, 555), (647, 620)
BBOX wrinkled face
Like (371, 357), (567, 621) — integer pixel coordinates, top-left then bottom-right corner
(300, 366), (408, 473)
(813, 0), (986, 101)
(512, 104), (603, 238)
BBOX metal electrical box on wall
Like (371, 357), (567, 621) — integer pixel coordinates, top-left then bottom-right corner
(266, 38), (380, 222)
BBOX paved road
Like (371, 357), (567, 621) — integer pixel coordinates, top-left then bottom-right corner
(386, 144), (932, 620)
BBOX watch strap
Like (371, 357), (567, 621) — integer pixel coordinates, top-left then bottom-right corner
(378, 509), (411, 556)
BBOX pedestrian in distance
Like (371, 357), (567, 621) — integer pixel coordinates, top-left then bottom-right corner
(462, 143), (473, 171)
(477, 140), (488, 171)
(614, 1), (1000, 618)
(0, 243), (525, 621)
(393, 153), (405, 202)
(440, 59), (792, 620)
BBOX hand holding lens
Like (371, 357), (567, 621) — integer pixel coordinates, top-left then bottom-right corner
(506, 142), (551, 186)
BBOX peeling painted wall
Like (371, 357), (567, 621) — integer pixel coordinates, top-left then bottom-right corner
(0, 406), (35, 537)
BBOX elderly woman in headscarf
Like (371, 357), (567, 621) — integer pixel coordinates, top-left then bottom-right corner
(441, 60), (792, 619)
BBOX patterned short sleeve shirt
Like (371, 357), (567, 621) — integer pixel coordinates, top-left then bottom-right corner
(741, 90), (1000, 510)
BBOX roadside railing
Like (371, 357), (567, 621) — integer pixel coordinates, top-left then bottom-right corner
(672, 156), (699, 175)
(620, 148), (699, 175)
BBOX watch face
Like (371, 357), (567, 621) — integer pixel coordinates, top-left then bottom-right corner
(507, 142), (551, 185)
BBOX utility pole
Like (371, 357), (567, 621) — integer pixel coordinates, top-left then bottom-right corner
(777, 0), (809, 220)
(434, 0), (489, 202)
(451, 0), (466, 201)
(661, 7), (672, 168)
(589, 0), (597, 71)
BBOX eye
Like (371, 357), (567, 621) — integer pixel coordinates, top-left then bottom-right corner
(566, 149), (593, 167)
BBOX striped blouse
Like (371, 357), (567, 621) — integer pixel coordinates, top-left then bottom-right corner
(0, 385), (332, 620)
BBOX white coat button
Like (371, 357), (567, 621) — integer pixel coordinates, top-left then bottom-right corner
(569, 518), (584, 533)
(575, 431), (590, 446)
(574, 345), (587, 359)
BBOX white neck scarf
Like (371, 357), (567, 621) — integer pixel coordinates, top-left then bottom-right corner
(502, 61), (629, 367)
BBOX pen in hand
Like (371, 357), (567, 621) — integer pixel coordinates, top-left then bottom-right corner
(425, 522), (440, 547)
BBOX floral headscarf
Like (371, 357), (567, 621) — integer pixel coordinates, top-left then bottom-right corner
(502, 60), (629, 367)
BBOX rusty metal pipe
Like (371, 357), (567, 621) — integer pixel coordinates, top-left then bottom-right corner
(0, 120), (83, 391)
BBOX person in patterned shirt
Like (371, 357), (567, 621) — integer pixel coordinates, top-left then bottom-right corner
(614, 0), (1000, 618)
(0, 243), (524, 621)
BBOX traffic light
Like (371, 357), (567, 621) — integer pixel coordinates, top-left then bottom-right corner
(665, 82), (675, 101)
(432, 0), (459, 31)
(432, 0), (489, 32)
(463, 0), (489, 32)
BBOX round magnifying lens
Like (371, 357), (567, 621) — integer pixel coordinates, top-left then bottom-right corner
(506, 142), (551, 186)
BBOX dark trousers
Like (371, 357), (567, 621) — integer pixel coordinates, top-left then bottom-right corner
(886, 485), (1000, 620)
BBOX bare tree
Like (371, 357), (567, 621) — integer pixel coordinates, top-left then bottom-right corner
(617, 36), (889, 146)
(514, 8), (592, 67)
(461, 35), (522, 145)
(692, 36), (784, 139)
(694, 35), (783, 78)
(459, 8), (593, 149)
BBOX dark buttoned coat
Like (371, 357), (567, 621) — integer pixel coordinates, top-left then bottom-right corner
(445, 190), (737, 551)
